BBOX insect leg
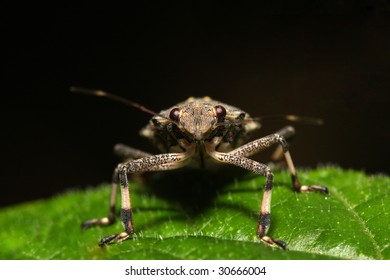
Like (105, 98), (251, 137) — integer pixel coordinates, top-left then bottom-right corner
(99, 149), (194, 246)
(275, 126), (296, 140)
(205, 147), (286, 249)
(81, 145), (153, 230)
(81, 168), (119, 230)
(228, 133), (328, 194)
(271, 126), (295, 162)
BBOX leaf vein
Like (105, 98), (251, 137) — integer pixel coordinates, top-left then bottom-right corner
(331, 187), (383, 259)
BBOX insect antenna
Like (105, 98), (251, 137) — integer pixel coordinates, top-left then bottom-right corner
(70, 86), (161, 116)
(256, 114), (324, 125)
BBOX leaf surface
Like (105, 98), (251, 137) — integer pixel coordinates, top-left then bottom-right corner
(0, 167), (388, 260)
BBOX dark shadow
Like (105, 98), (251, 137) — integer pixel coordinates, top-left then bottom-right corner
(142, 165), (251, 217)
(138, 166), (290, 215)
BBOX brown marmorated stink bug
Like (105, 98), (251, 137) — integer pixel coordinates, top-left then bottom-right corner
(71, 87), (328, 249)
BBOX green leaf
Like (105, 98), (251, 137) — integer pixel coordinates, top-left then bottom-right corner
(0, 167), (388, 260)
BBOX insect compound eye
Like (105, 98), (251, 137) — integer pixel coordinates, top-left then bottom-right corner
(169, 108), (181, 122)
(214, 105), (226, 121)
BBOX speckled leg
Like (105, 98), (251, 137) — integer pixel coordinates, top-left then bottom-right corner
(98, 148), (194, 246)
(206, 145), (286, 249)
(81, 145), (153, 231)
(206, 132), (328, 249)
(229, 132), (328, 194)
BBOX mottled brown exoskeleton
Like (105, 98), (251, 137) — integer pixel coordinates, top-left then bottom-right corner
(72, 87), (328, 249)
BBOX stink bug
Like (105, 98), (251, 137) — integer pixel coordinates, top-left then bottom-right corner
(71, 87), (328, 249)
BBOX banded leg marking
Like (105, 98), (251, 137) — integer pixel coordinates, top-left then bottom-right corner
(206, 146), (287, 249)
(206, 130), (328, 249)
(229, 133), (328, 194)
(82, 145), (153, 230)
(98, 147), (195, 246)
(81, 169), (119, 230)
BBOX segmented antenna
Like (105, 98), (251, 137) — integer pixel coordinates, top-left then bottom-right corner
(70, 87), (160, 116)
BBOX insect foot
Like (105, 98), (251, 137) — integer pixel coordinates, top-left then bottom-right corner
(98, 232), (131, 247)
(295, 179), (329, 195)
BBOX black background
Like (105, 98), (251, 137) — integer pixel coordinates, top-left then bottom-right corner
(2, 2), (389, 207)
